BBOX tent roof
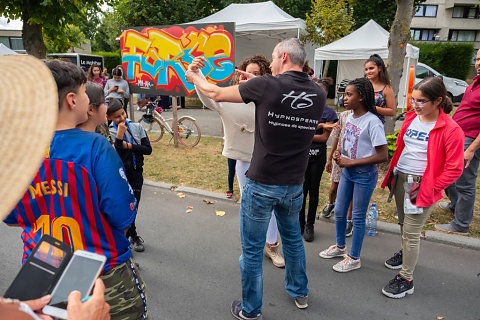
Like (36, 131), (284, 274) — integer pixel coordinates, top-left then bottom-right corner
(190, 1), (305, 33)
(0, 43), (17, 55)
(314, 19), (419, 60)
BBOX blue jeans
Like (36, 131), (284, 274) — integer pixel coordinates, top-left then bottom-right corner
(239, 178), (308, 317)
(445, 136), (480, 232)
(335, 165), (378, 259)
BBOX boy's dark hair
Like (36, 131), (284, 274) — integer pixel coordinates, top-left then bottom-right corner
(413, 77), (453, 114)
(107, 98), (124, 116)
(365, 54), (391, 86)
(85, 82), (105, 110)
(44, 59), (87, 110)
(348, 77), (380, 118)
(314, 78), (331, 93)
(112, 67), (123, 77)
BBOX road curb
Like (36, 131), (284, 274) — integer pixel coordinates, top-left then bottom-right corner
(144, 179), (480, 251)
(144, 179), (233, 202)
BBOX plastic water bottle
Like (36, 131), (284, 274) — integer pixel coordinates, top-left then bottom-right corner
(366, 204), (378, 236)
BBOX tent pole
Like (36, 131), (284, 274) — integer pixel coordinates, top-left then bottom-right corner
(402, 56), (411, 113)
(297, 28), (300, 39)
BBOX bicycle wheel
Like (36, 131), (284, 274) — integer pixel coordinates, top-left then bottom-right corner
(139, 117), (164, 142)
(177, 116), (201, 148)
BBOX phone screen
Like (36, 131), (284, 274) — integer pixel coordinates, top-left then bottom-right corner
(34, 241), (66, 268)
(49, 254), (104, 308)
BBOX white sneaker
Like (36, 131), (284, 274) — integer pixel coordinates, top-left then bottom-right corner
(319, 244), (346, 259)
(333, 255), (361, 272)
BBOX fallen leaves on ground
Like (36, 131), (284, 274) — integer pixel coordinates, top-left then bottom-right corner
(203, 199), (214, 204)
(177, 192), (186, 198)
(216, 211), (225, 216)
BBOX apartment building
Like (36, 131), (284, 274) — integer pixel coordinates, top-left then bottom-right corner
(410, 0), (479, 63)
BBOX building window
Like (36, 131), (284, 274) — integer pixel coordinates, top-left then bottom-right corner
(411, 29), (438, 41)
(452, 6), (479, 19)
(0, 36), (10, 48)
(10, 38), (24, 50)
(449, 30), (477, 42)
(415, 5), (438, 17)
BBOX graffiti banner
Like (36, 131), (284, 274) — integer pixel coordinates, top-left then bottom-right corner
(120, 23), (235, 96)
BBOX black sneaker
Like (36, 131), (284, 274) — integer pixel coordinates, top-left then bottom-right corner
(321, 202), (335, 219)
(304, 224), (314, 242)
(385, 250), (402, 270)
(231, 300), (262, 320)
(382, 274), (414, 299)
(131, 236), (145, 252)
(345, 221), (353, 237)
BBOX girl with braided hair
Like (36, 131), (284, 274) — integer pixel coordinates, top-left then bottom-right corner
(319, 77), (388, 272)
(365, 54), (396, 122)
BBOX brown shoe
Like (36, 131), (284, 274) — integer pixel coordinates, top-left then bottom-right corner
(264, 242), (285, 268)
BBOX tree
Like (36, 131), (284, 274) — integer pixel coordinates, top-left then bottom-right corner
(0, 0), (106, 58)
(349, 0), (426, 30)
(274, 0), (311, 19)
(385, 0), (415, 134)
(303, 0), (355, 76)
(44, 24), (86, 53)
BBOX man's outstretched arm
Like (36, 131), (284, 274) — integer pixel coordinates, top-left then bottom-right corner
(185, 57), (243, 103)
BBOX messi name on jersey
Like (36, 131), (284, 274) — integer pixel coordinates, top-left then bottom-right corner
(28, 180), (68, 199)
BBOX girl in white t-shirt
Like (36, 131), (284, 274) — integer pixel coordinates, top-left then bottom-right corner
(319, 77), (388, 272)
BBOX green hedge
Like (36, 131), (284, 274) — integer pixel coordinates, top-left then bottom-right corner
(410, 42), (474, 80)
(92, 51), (121, 75)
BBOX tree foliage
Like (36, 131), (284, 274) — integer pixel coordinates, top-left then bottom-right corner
(44, 24), (86, 53)
(303, 0), (355, 46)
(0, 0), (107, 58)
(349, 0), (426, 30)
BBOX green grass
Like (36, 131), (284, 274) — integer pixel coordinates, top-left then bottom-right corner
(144, 137), (480, 238)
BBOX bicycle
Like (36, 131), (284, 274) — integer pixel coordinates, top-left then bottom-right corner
(138, 101), (201, 148)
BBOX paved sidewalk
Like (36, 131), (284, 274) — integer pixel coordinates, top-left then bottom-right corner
(1, 183), (479, 319)
(146, 179), (480, 251)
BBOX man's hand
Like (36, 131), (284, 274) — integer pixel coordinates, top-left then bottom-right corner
(235, 69), (256, 84)
(188, 56), (207, 72)
(23, 295), (53, 320)
(116, 122), (127, 139)
(67, 279), (110, 320)
(185, 69), (199, 84)
(464, 148), (474, 168)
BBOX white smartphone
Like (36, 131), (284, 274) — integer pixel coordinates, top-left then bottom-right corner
(42, 250), (106, 319)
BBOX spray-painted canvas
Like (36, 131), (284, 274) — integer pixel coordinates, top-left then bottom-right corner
(120, 23), (235, 96)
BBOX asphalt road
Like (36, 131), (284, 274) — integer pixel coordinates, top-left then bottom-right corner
(1, 184), (479, 319)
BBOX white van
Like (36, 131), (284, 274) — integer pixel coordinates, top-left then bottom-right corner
(415, 62), (469, 102)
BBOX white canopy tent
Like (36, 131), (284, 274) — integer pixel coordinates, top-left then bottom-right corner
(190, 1), (316, 64)
(314, 19), (420, 110)
(0, 43), (18, 55)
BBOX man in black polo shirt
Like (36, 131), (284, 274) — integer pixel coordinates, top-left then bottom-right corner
(186, 38), (325, 320)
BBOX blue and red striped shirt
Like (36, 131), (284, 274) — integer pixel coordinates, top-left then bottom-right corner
(4, 129), (137, 272)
